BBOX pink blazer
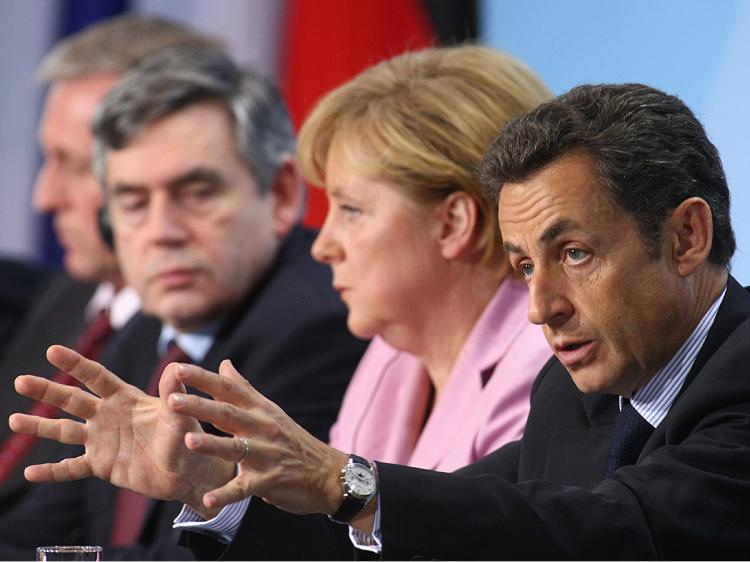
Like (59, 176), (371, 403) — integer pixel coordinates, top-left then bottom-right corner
(329, 280), (552, 472)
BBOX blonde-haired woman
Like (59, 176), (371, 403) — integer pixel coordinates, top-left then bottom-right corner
(301, 44), (552, 471)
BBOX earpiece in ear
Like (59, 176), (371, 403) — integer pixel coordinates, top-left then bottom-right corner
(97, 207), (115, 250)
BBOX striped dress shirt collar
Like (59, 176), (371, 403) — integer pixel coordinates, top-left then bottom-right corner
(625, 285), (727, 428)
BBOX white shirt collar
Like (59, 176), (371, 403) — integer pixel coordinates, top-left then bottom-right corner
(158, 322), (221, 363)
(86, 283), (141, 330)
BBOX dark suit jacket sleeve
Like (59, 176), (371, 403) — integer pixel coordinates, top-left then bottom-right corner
(378, 418), (750, 561)
(376, 319), (750, 560)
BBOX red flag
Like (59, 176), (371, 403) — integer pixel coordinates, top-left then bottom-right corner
(281, 0), (436, 227)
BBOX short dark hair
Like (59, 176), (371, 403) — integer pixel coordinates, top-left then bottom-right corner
(478, 83), (735, 267)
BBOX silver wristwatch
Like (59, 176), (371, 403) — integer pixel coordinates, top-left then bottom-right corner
(328, 454), (377, 524)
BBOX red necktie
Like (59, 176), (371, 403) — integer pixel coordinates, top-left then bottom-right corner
(0, 309), (113, 484)
(110, 341), (191, 547)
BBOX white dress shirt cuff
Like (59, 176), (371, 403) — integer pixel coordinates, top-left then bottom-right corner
(347, 493), (382, 553)
(173, 497), (251, 544)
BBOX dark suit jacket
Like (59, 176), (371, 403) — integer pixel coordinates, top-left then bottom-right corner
(374, 276), (750, 560)
(0, 227), (368, 561)
(0, 272), (97, 509)
(0, 257), (49, 363)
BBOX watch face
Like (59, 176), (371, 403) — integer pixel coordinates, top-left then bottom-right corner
(346, 463), (376, 497)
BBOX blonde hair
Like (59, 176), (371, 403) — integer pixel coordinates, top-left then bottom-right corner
(297, 44), (552, 272)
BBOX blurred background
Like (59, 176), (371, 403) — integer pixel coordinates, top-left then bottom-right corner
(1, 0), (748, 283)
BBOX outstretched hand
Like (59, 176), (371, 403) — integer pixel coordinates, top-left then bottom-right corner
(9, 345), (235, 516)
(167, 360), (349, 516)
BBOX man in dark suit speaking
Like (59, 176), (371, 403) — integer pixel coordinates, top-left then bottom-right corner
(11, 83), (749, 559)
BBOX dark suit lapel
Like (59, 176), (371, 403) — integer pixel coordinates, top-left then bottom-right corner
(581, 392), (617, 426)
(543, 391), (617, 486)
(522, 360), (618, 486)
(681, 276), (750, 392)
(640, 276), (750, 459)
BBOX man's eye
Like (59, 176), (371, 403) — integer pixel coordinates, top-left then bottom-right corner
(340, 204), (362, 216)
(178, 184), (222, 214)
(118, 197), (147, 213)
(56, 153), (90, 177)
(186, 186), (216, 199)
(519, 262), (534, 279)
(565, 248), (589, 263)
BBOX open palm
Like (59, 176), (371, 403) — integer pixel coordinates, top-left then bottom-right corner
(10, 345), (233, 513)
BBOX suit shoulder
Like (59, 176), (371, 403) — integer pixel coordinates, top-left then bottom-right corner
(683, 316), (750, 397)
(530, 356), (566, 397)
(263, 227), (344, 314)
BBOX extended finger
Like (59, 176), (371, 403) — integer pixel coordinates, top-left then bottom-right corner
(14, 375), (98, 420)
(9, 413), (86, 445)
(158, 362), (187, 401)
(46, 345), (122, 398)
(174, 362), (253, 406)
(184, 432), (251, 463)
(24, 455), (93, 483)
(168, 392), (256, 436)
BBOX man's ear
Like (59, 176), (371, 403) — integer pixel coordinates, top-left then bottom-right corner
(436, 191), (478, 260)
(268, 155), (305, 238)
(667, 197), (714, 276)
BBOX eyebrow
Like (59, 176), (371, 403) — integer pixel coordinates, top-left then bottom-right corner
(325, 186), (342, 198)
(167, 167), (224, 190)
(111, 167), (225, 194)
(503, 240), (523, 255)
(539, 219), (576, 244)
(503, 219), (578, 255)
(326, 185), (367, 204)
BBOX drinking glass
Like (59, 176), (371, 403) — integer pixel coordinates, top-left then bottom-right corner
(36, 546), (102, 561)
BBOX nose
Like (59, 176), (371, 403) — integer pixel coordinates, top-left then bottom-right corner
(33, 159), (66, 213)
(527, 268), (574, 328)
(143, 194), (188, 245)
(311, 212), (342, 265)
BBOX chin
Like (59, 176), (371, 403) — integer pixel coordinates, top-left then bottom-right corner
(568, 367), (611, 395)
(152, 301), (199, 326)
(346, 317), (378, 341)
(65, 258), (101, 284)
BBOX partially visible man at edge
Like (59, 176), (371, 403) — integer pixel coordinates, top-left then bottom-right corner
(0, 14), (222, 505)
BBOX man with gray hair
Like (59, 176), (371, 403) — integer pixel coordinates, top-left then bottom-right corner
(0, 11), (221, 512)
(0, 13), (222, 559)
(0, 21), (365, 562)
